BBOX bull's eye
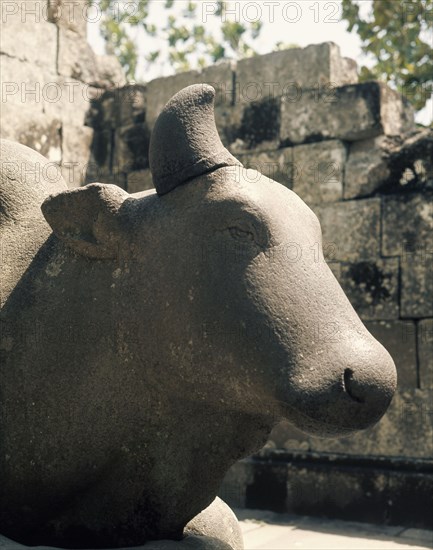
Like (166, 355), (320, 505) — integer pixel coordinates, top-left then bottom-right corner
(228, 226), (256, 242)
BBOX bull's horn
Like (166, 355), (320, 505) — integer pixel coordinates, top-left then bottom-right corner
(149, 84), (242, 195)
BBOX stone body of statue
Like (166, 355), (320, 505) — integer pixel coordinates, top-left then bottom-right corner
(0, 85), (397, 550)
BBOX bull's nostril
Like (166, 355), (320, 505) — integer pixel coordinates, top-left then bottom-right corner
(343, 368), (365, 404)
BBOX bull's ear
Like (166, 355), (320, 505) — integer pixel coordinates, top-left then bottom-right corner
(41, 183), (128, 259)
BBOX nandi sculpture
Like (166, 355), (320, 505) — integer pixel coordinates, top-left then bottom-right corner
(0, 85), (397, 549)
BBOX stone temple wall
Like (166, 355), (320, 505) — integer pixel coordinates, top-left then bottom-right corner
(0, 0), (125, 186)
(1, 5), (432, 529)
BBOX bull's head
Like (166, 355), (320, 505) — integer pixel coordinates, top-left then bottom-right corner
(43, 84), (397, 442)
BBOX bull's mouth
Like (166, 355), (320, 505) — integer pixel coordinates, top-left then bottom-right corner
(279, 380), (394, 439)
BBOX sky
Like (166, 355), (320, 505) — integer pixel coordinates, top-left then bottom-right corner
(87, 0), (432, 125)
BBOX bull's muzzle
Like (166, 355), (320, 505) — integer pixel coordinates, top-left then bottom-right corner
(282, 331), (397, 438)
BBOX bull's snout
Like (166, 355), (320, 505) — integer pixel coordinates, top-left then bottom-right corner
(284, 332), (397, 438)
(340, 337), (397, 425)
(343, 365), (394, 406)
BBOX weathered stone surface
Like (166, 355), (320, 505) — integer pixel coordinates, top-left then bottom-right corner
(292, 140), (346, 205)
(0, 55), (57, 111)
(237, 148), (293, 188)
(335, 56), (359, 86)
(418, 319), (433, 389)
(128, 169), (154, 193)
(339, 259), (399, 321)
(381, 129), (433, 193)
(345, 129), (433, 198)
(346, 131), (433, 199)
(315, 199), (381, 261)
(0, 140), (68, 306)
(382, 192), (433, 257)
(118, 85), (147, 126)
(344, 136), (391, 199)
(280, 82), (414, 145)
(236, 42), (357, 104)
(0, 2), (57, 68)
(145, 61), (234, 129)
(0, 104), (62, 163)
(223, 456), (433, 530)
(98, 91), (119, 128)
(58, 27), (98, 83)
(0, 86), (396, 547)
(184, 498), (243, 550)
(401, 253), (433, 318)
(365, 321), (417, 387)
(150, 85), (240, 195)
(94, 55), (127, 89)
(48, 0), (88, 37)
(284, 457), (433, 528)
(85, 128), (113, 182)
(91, 86), (146, 131)
(61, 125), (94, 187)
(309, 389), (433, 458)
(114, 123), (151, 173)
(224, 97), (281, 154)
(43, 78), (94, 127)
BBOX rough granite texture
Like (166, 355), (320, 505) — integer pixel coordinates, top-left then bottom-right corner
(237, 149), (293, 189)
(344, 136), (391, 199)
(235, 43), (358, 105)
(292, 140), (346, 205)
(314, 199), (381, 262)
(338, 259), (399, 321)
(418, 319), (433, 389)
(382, 193), (433, 257)
(0, 0), (124, 186)
(280, 82), (414, 145)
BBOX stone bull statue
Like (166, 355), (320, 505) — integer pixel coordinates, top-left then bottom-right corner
(0, 84), (397, 550)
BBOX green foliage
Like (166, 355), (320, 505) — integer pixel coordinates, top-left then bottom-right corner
(341, 0), (433, 111)
(90, 0), (263, 80)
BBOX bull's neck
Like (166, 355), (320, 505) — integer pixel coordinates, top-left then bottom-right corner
(4, 234), (121, 376)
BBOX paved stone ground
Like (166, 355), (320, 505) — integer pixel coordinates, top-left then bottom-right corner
(236, 509), (433, 550)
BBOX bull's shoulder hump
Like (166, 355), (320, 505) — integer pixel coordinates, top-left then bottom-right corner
(0, 139), (67, 225)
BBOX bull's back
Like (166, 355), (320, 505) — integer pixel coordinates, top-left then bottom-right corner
(0, 139), (67, 305)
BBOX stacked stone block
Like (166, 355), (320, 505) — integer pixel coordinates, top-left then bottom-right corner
(0, 0), (125, 186)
